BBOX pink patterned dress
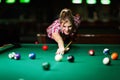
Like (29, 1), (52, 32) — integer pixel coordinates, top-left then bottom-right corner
(46, 16), (81, 39)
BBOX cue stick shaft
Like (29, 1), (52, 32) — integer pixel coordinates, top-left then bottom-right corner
(65, 41), (72, 49)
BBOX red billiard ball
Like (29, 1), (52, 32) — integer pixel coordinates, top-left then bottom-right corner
(88, 49), (95, 56)
(42, 45), (48, 51)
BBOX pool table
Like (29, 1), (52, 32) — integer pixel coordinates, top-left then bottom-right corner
(0, 43), (120, 80)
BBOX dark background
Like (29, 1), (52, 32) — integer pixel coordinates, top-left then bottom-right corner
(0, 0), (120, 45)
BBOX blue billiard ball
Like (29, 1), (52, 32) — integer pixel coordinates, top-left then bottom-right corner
(29, 53), (36, 59)
(103, 48), (110, 55)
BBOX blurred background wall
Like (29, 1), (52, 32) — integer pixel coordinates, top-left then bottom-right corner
(0, 0), (120, 44)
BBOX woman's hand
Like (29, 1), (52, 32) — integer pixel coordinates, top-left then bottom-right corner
(56, 47), (70, 55)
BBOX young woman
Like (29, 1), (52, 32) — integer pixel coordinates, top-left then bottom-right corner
(46, 8), (81, 54)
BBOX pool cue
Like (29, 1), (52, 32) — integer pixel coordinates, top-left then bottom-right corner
(59, 41), (72, 55)
(65, 41), (72, 50)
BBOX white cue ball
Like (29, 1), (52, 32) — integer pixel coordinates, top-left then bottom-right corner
(103, 57), (110, 65)
(11, 52), (16, 56)
(55, 54), (63, 62)
(8, 52), (16, 59)
(8, 53), (13, 59)
(8, 53), (14, 59)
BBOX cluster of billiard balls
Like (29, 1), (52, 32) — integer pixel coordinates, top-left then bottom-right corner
(8, 52), (37, 60)
(102, 48), (119, 65)
(8, 52), (21, 60)
(88, 48), (119, 65)
(8, 45), (48, 60)
(102, 52), (119, 65)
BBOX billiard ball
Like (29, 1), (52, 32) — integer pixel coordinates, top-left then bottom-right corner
(14, 53), (21, 60)
(42, 45), (48, 51)
(35, 41), (39, 44)
(67, 55), (74, 62)
(55, 54), (63, 62)
(88, 49), (95, 56)
(103, 48), (110, 55)
(29, 53), (36, 59)
(103, 57), (111, 65)
(42, 62), (50, 70)
(111, 52), (119, 60)
(8, 52), (16, 59)
(8, 53), (14, 59)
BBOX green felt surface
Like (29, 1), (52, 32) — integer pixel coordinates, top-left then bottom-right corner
(0, 44), (120, 80)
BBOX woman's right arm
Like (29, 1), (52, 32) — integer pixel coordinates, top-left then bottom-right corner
(52, 32), (65, 54)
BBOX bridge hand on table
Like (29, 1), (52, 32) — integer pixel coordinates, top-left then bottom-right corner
(56, 47), (70, 55)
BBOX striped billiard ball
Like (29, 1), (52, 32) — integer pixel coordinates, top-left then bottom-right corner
(103, 48), (110, 55)
(88, 49), (95, 56)
(42, 62), (50, 70)
(67, 55), (75, 62)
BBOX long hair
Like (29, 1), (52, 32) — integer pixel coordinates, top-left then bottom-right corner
(59, 8), (76, 33)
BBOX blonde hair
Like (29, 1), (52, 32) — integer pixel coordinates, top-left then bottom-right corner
(59, 8), (73, 22)
(59, 8), (76, 32)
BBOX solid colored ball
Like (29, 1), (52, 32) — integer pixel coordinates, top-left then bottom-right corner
(55, 54), (63, 62)
(35, 41), (39, 44)
(29, 53), (36, 59)
(14, 53), (21, 60)
(42, 62), (50, 70)
(88, 49), (95, 56)
(42, 45), (48, 51)
(111, 52), (119, 60)
(103, 57), (111, 65)
(67, 55), (75, 62)
(103, 48), (110, 55)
